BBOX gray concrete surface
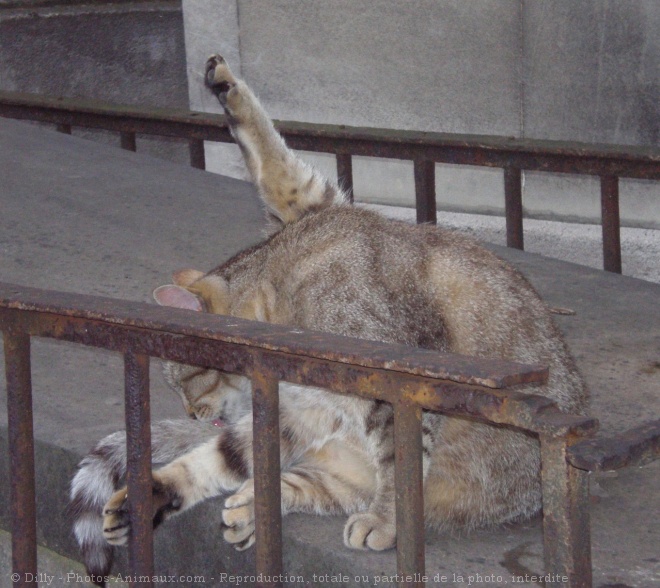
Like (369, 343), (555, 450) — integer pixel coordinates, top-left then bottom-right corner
(0, 0), (190, 164)
(0, 118), (659, 587)
(0, 529), (129, 588)
(181, 0), (660, 228)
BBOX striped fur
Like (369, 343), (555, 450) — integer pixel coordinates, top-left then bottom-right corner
(70, 55), (587, 582)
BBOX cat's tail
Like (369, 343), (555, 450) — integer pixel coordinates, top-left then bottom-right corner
(68, 419), (220, 587)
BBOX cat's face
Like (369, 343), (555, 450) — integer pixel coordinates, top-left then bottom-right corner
(154, 269), (250, 425)
(162, 361), (250, 424)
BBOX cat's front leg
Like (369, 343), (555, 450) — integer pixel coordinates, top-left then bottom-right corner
(102, 426), (252, 545)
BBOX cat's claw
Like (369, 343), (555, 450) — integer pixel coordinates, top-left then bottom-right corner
(102, 490), (130, 546)
(343, 512), (396, 551)
(222, 482), (256, 551)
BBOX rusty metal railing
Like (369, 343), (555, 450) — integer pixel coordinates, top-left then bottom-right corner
(2, 282), (659, 588)
(1, 91), (659, 275)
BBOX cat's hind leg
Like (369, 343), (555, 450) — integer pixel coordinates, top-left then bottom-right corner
(205, 54), (346, 224)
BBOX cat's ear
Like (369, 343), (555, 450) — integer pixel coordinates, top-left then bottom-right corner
(172, 268), (205, 287)
(153, 285), (204, 312)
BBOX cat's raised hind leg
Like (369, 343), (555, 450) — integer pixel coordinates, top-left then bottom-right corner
(204, 54), (346, 224)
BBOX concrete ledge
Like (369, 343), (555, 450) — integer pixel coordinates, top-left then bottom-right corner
(0, 431), (658, 587)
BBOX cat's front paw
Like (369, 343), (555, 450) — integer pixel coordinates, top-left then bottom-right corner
(222, 481), (256, 551)
(205, 54), (237, 105)
(343, 512), (396, 551)
(103, 489), (130, 546)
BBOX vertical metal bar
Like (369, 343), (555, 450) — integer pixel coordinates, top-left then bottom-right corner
(252, 368), (283, 588)
(121, 131), (137, 152)
(124, 351), (154, 588)
(336, 152), (354, 203)
(540, 436), (592, 588)
(504, 167), (524, 250)
(413, 159), (437, 224)
(189, 139), (206, 170)
(4, 330), (37, 588)
(600, 175), (622, 274)
(56, 124), (72, 134)
(394, 402), (425, 587)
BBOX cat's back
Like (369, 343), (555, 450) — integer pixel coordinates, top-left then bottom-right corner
(268, 205), (528, 301)
(254, 207), (542, 346)
(259, 206), (584, 411)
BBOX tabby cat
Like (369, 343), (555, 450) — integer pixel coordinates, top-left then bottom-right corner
(69, 55), (587, 584)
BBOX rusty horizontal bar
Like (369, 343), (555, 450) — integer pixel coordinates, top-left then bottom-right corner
(0, 281), (544, 389)
(567, 419), (660, 471)
(0, 91), (233, 142)
(1, 91), (659, 179)
(0, 282), (602, 438)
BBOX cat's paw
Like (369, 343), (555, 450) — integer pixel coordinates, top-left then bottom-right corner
(102, 488), (130, 546)
(343, 512), (396, 551)
(205, 54), (237, 105)
(222, 481), (256, 551)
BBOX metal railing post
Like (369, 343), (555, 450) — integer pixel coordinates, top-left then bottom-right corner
(413, 159), (436, 224)
(540, 436), (592, 588)
(120, 131), (137, 152)
(189, 139), (206, 170)
(4, 329), (37, 588)
(600, 175), (622, 274)
(336, 152), (354, 203)
(124, 351), (154, 588)
(251, 367), (283, 588)
(394, 402), (425, 587)
(504, 166), (524, 250)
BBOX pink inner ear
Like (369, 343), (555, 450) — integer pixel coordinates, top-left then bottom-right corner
(153, 285), (203, 312)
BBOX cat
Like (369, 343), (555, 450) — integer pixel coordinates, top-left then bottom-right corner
(69, 55), (587, 585)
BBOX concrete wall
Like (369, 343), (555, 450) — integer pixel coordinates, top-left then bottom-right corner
(0, 0), (190, 163)
(182, 0), (659, 228)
